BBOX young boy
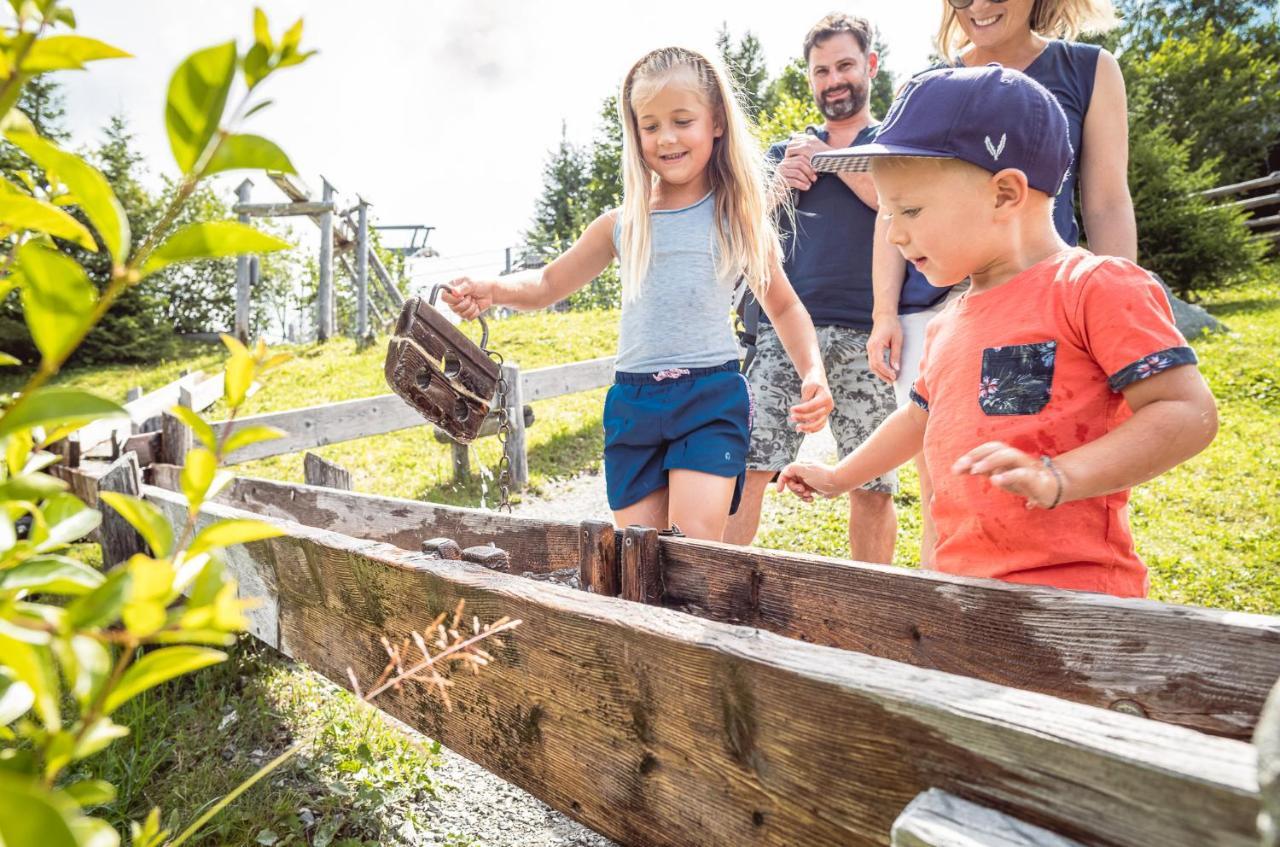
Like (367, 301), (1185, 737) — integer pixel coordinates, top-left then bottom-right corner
(783, 65), (1217, 597)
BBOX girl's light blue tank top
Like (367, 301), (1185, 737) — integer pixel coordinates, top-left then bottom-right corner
(612, 192), (741, 373)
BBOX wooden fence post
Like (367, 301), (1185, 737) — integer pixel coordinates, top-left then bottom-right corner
(303, 452), (352, 490)
(317, 176), (335, 341)
(578, 520), (617, 596)
(97, 452), (145, 567)
(621, 525), (660, 604)
(891, 789), (1085, 847)
(355, 198), (370, 345)
(501, 362), (528, 490)
(160, 410), (192, 467)
(125, 386), (143, 402)
(451, 441), (470, 484)
(1258, 676), (1280, 847)
(234, 178), (253, 343)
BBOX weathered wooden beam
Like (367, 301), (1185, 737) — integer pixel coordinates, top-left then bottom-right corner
(75, 371), (204, 454)
(232, 201), (336, 217)
(317, 178), (335, 341)
(234, 179), (254, 343)
(148, 471), (579, 575)
(97, 452), (145, 566)
(658, 538), (1280, 738)
(210, 359), (607, 464)
(891, 789), (1085, 847)
(302, 452), (352, 490)
(520, 355), (614, 403)
(621, 525), (660, 604)
(501, 362), (528, 490)
(160, 410), (192, 466)
(1259, 678), (1280, 847)
(578, 520), (617, 596)
(139, 485), (1263, 847)
(121, 432), (162, 468)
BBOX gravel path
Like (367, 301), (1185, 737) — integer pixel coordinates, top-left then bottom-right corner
(410, 426), (840, 846)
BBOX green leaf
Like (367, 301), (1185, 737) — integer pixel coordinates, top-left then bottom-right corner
(165, 41), (237, 174)
(14, 241), (97, 363)
(243, 42), (270, 89)
(0, 107), (35, 134)
(0, 191), (98, 249)
(205, 133), (295, 176)
(221, 424), (285, 456)
(0, 470), (66, 501)
(58, 634), (111, 710)
(253, 7), (273, 49)
(21, 35), (130, 72)
(66, 568), (130, 629)
(0, 387), (127, 441)
(104, 646), (226, 714)
(168, 405), (216, 452)
(0, 773), (80, 847)
(6, 131), (130, 261)
(0, 556), (104, 594)
(179, 447), (217, 510)
(40, 492), (101, 548)
(0, 633), (60, 730)
(72, 716), (129, 759)
(224, 348), (254, 409)
(141, 221), (292, 277)
(69, 815), (121, 847)
(0, 352), (20, 365)
(97, 492), (174, 557)
(64, 779), (116, 808)
(188, 519), (284, 557)
(0, 672), (34, 724)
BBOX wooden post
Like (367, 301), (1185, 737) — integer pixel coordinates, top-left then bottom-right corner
(234, 178), (253, 343)
(317, 176), (335, 340)
(52, 433), (81, 468)
(621, 524), (661, 604)
(160, 410), (193, 467)
(125, 386), (143, 403)
(1259, 677), (1280, 847)
(97, 452), (145, 567)
(302, 452), (352, 490)
(501, 362), (528, 490)
(452, 440), (471, 484)
(891, 789), (1086, 847)
(355, 198), (370, 344)
(578, 520), (617, 596)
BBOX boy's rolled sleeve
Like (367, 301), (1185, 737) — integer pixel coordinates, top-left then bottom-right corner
(1073, 261), (1198, 393)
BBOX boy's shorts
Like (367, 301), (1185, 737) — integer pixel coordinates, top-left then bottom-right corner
(603, 361), (750, 513)
(745, 325), (897, 494)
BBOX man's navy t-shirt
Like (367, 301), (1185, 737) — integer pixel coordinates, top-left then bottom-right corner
(764, 125), (943, 330)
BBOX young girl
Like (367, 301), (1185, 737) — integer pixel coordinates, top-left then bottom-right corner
(868, 0), (1137, 565)
(443, 47), (833, 541)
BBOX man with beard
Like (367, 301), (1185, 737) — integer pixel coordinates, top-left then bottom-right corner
(725, 13), (945, 562)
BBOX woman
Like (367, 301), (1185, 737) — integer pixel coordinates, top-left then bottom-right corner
(869, 0), (1137, 564)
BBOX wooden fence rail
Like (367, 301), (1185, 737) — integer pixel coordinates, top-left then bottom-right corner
(137, 483), (1263, 847)
(1204, 170), (1280, 247)
(144, 469), (1280, 739)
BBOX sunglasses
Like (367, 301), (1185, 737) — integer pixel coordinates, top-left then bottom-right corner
(947, 0), (1008, 8)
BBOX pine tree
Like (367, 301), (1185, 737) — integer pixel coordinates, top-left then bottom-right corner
(870, 36), (897, 119)
(716, 24), (769, 120)
(520, 122), (589, 269)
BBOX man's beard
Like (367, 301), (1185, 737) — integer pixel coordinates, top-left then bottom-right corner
(817, 80), (868, 121)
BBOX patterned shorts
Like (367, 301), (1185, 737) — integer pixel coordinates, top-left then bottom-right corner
(744, 324), (898, 494)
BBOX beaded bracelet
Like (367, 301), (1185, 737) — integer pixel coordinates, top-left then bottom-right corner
(1040, 454), (1065, 510)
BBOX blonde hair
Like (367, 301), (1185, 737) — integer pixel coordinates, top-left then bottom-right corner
(617, 46), (785, 303)
(936, 0), (1119, 62)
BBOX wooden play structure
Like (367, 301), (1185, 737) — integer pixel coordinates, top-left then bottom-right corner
(52, 391), (1280, 846)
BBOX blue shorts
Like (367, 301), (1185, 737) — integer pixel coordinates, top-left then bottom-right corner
(603, 361), (751, 513)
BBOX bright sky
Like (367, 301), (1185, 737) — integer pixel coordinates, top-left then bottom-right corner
(58, 0), (939, 289)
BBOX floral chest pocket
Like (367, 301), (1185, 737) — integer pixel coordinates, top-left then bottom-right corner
(978, 341), (1057, 416)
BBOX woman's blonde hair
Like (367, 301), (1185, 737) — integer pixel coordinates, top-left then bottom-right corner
(617, 46), (785, 303)
(936, 0), (1119, 62)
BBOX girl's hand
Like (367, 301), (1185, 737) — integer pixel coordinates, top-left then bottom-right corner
(440, 277), (494, 320)
(790, 375), (833, 433)
(952, 441), (1064, 510)
(775, 462), (839, 502)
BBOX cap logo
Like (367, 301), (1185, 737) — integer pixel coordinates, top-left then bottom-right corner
(985, 133), (1007, 161)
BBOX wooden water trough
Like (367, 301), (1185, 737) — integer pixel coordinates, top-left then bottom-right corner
(53, 451), (1280, 847)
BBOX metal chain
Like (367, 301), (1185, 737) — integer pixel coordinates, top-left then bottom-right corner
(488, 349), (514, 513)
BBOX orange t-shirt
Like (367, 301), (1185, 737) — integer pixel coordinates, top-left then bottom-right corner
(912, 249), (1198, 597)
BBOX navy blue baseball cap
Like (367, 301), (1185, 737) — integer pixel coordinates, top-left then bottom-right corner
(811, 64), (1073, 196)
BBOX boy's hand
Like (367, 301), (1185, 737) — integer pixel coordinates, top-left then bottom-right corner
(953, 441), (1063, 509)
(440, 277), (494, 320)
(867, 315), (902, 383)
(775, 461), (840, 502)
(790, 376), (833, 433)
